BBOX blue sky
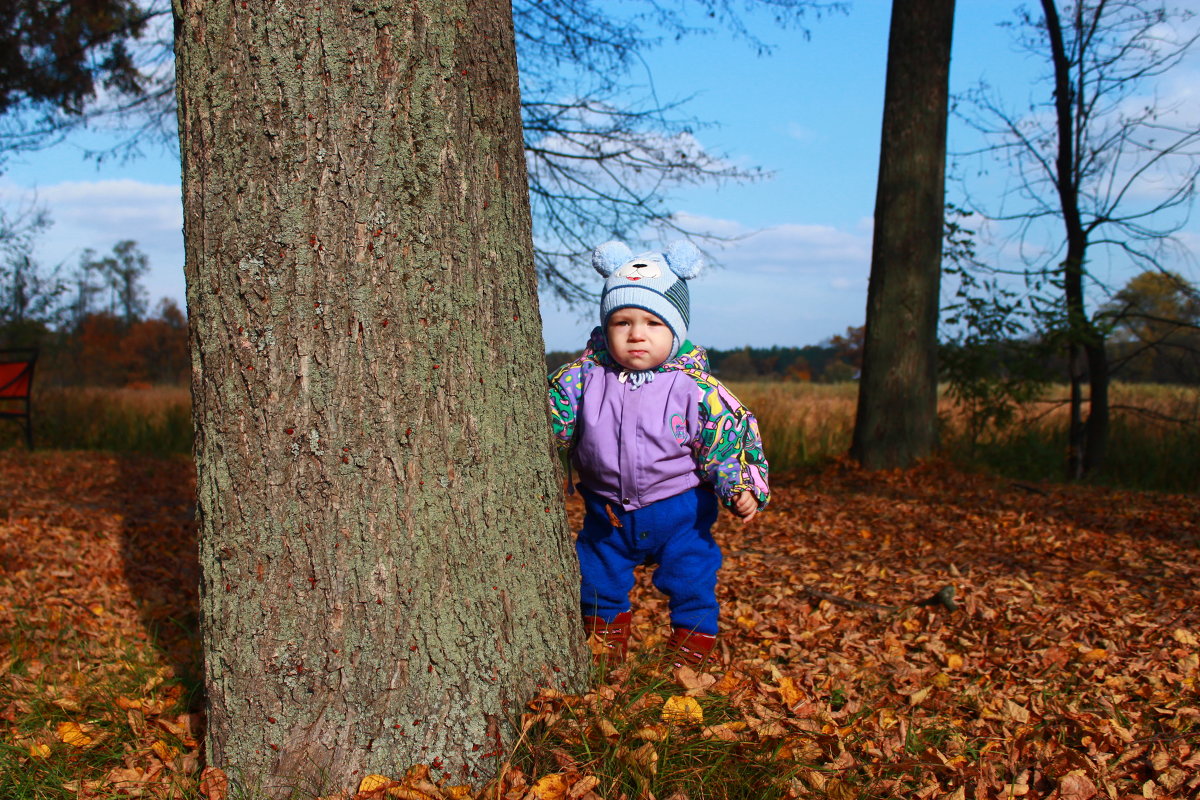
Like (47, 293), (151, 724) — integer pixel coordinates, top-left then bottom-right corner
(2, 2), (1197, 351)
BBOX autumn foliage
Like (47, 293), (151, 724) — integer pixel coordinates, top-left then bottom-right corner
(1, 452), (1197, 798)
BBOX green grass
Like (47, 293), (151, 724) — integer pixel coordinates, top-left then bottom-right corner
(941, 383), (1200, 492)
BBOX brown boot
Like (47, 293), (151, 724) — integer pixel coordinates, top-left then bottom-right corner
(667, 627), (717, 669)
(583, 611), (632, 666)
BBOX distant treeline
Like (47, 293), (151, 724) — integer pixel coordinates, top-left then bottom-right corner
(1, 304), (189, 388)
(548, 318), (1200, 386)
(546, 326), (866, 383)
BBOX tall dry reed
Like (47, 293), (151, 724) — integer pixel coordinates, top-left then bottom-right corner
(0, 385), (192, 454)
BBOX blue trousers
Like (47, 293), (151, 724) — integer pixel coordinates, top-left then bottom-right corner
(576, 486), (722, 635)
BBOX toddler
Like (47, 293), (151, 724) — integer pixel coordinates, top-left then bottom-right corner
(548, 240), (770, 668)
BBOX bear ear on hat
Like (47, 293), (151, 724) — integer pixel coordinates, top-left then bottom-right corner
(664, 240), (704, 279)
(593, 241), (634, 277)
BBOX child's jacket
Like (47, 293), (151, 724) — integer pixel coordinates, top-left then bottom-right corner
(548, 328), (770, 513)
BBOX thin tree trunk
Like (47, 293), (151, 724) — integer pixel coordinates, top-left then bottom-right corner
(174, 1), (586, 795)
(852, 0), (956, 470)
(1042, 0), (1109, 479)
(1083, 341), (1109, 474)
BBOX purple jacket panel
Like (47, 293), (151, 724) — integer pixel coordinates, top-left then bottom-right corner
(573, 366), (702, 512)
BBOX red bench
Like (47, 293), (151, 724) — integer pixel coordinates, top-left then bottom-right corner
(0, 348), (37, 448)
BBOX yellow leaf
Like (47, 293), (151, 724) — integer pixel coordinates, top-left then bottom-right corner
(1080, 648), (1108, 664)
(358, 774), (393, 794)
(735, 615), (757, 631)
(57, 722), (92, 748)
(1173, 628), (1197, 646)
(152, 740), (179, 762)
(529, 773), (569, 800)
(661, 695), (704, 725)
(29, 743), (51, 759)
(945, 653), (964, 670)
(88, 603), (105, 617)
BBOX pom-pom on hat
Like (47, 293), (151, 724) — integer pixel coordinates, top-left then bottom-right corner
(593, 240), (704, 356)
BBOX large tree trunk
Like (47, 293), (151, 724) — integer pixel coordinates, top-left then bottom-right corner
(174, 1), (587, 795)
(851, 0), (956, 470)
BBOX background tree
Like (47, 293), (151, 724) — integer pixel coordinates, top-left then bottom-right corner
(174, 0), (586, 793)
(1, 1), (843, 303)
(1104, 269), (1200, 383)
(0, 199), (61, 343)
(0, 0), (157, 157)
(955, 1), (1200, 477)
(851, 0), (956, 470)
(79, 239), (150, 324)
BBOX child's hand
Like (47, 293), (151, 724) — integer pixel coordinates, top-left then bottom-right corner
(732, 490), (758, 523)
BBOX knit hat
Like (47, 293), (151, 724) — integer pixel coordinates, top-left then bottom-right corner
(593, 240), (705, 356)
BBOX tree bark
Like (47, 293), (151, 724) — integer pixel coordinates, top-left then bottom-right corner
(174, 0), (586, 795)
(852, 0), (956, 470)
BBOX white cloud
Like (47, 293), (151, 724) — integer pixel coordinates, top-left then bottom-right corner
(0, 178), (186, 305)
(541, 213), (873, 350)
(786, 122), (817, 143)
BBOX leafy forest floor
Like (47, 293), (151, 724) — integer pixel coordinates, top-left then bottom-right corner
(0, 452), (1197, 799)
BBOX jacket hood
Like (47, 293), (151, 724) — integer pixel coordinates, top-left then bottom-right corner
(585, 326), (711, 373)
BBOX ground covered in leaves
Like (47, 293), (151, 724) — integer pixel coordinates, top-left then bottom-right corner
(0, 452), (1197, 799)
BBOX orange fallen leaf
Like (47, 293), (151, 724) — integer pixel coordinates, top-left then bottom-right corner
(151, 740), (179, 762)
(358, 774), (394, 794)
(778, 675), (804, 706)
(529, 773), (569, 800)
(56, 721), (92, 747)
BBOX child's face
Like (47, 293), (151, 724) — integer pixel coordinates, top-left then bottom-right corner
(606, 307), (674, 371)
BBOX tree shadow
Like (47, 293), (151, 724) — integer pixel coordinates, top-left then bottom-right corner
(112, 453), (202, 704)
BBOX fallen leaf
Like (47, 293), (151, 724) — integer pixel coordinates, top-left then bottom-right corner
(1003, 700), (1031, 724)
(200, 767), (229, 800)
(358, 774), (393, 794)
(56, 721), (92, 747)
(1058, 771), (1097, 800)
(152, 740), (179, 762)
(567, 775), (599, 799)
(529, 773), (569, 800)
(778, 675), (804, 706)
(661, 695), (704, 725)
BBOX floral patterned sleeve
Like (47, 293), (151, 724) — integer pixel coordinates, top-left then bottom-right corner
(691, 375), (770, 509)
(547, 356), (589, 451)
